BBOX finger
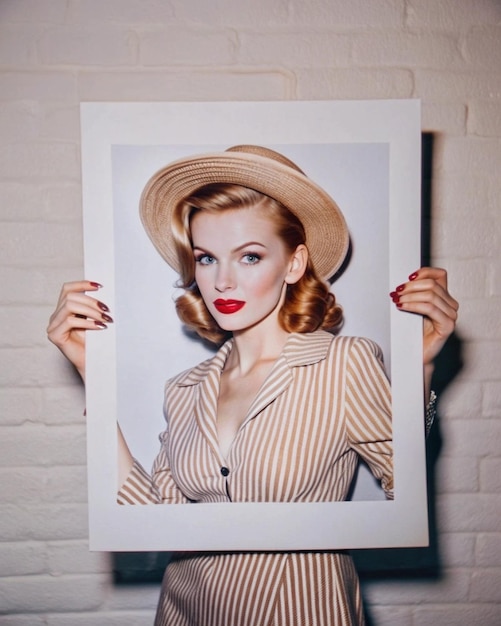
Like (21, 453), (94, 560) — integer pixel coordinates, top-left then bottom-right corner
(48, 307), (112, 339)
(392, 279), (458, 321)
(60, 279), (102, 295)
(66, 315), (109, 331)
(408, 267), (448, 291)
(47, 294), (112, 340)
(50, 291), (112, 325)
(407, 268), (459, 311)
(56, 280), (102, 307)
(398, 298), (458, 335)
(66, 293), (113, 321)
(399, 280), (457, 309)
(47, 310), (108, 345)
(391, 273), (459, 313)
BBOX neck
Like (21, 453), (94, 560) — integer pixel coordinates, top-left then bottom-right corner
(226, 324), (290, 377)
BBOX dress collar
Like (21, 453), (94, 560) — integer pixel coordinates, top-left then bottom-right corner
(175, 330), (334, 388)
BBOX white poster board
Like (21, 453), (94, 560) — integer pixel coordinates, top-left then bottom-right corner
(81, 100), (426, 551)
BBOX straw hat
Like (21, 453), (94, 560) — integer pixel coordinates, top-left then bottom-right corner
(139, 145), (349, 280)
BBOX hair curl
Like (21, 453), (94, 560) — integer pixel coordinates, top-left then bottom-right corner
(171, 183), (343, 344)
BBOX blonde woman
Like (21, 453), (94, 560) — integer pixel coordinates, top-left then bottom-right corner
(48, 145), (458, 625)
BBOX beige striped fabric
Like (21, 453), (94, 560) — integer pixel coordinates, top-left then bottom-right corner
(154, 550), (364, 626)
(117, 331), (393, 625)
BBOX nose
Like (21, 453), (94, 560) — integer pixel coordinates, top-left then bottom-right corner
(215, 262), (234, 292)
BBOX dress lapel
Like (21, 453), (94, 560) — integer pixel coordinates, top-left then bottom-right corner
(176, 331), (334, 455)
(188, 341), (231, 458)
(244, 331), (333, 423)
(245, 353), (293, 422)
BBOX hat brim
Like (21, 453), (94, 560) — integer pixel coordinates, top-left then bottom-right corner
(139, 151), (349, 280)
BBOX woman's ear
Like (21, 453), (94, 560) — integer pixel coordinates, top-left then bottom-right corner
(285, 244), (308, 285)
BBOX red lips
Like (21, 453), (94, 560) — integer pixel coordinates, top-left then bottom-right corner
(213, 299), (245, 314)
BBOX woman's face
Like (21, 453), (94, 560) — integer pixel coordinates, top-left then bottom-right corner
(191, 204), (304, 335)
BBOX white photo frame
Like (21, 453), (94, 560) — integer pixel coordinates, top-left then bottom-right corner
(81, 100), (426, 551)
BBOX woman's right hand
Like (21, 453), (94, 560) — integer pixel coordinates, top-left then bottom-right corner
(47, 280), (112, 381)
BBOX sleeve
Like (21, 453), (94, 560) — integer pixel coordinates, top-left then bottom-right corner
(117, 429), (189, 505)
(344, 337), (394, 500)
(117, 373), (192, 505)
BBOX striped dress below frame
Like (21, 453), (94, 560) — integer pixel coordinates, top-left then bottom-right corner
(118, 331), (393, 625)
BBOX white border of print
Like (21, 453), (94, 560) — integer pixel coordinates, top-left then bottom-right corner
(81, 100), (426, 552)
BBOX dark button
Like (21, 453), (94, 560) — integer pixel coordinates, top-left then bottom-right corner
(220, 466), (230, 477)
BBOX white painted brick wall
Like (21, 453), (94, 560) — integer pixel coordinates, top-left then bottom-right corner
(0, 0), (500, 623)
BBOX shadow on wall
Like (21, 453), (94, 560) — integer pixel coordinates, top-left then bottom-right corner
(113, 551), (172, 584)
(110, 134), (465, 609)
(357, 132), (464, 625)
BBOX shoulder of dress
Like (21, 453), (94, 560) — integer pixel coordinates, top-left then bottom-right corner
(346, 336), (385, 359)
(283, 330), (369, 366)
(283, 330), (334, 366)
(337, 336), (387, 377)
(164, 339), (233, 390)
(317, 334), (385, 364)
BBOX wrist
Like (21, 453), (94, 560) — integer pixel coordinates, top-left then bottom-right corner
(425, 390), (437, 437)
(424, 362), (435, 402)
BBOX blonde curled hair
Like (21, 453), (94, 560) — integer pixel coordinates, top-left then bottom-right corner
(171, 183), (343, 344)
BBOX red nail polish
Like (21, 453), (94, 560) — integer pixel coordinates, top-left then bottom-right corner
(390, 292), (400, 302)
(89, 281), (102, 289)
(97, 301), (109, 312)
(101, 313), (114, 323)
(409, 271), (419, 281)
(396, 284), (405, 292)
(94, 321), (107, 329)
(396, 302), (403, 308)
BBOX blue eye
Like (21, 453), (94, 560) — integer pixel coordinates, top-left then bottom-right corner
(195, 254), (216, 265)
(242, 253), (261, 264)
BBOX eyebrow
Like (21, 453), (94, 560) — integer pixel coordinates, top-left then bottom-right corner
(192, 241), (268, 255)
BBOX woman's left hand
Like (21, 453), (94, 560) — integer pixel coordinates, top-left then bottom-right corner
(390, 267), (459, 367)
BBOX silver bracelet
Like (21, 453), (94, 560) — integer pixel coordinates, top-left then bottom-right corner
(425, 390), (437, 437)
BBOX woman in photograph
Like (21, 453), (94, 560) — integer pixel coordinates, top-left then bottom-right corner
(48, 145), (458, 625)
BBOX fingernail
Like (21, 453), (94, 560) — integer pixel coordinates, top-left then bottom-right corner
(396, 284), (405, 292)
(97, 301), (109, 312)
(409, 271), (419, 281)
(389, 291), (400, 302)
(90, 281), (102, 289)
(101, 313), (114, 323)
(94, 321), (107, 329)
(396, 302), (403, 308)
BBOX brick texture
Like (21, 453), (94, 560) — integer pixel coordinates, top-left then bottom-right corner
(1, 0), (500, 623)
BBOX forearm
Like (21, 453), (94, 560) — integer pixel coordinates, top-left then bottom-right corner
(423, 362), (434, 405)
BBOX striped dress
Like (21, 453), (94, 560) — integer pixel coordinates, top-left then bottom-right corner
(118, 331), (393, 625)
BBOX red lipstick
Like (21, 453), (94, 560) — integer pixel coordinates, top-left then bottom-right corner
(213, 299), (245, 314)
